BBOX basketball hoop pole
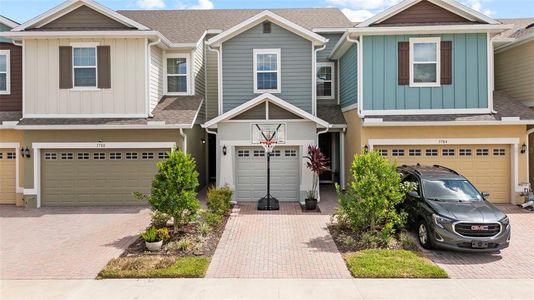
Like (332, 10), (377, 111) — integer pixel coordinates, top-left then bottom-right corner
(256, 124), (281, 211)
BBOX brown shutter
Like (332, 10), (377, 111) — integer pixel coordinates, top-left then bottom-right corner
(97, 45), (111, 89)
(59, 46), (72, 89)
(398, 42), (409, 85)
(441, 41), (452, 85)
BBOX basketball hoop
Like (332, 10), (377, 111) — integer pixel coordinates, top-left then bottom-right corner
(260, 140), (276, 154)
(254, 124), (282, 211)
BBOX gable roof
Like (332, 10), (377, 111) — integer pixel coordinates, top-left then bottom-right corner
(0, 16), (19, 29)
(357, 0), (499, 28)
(119, 8), (352, 44)
(13, 0), (149, 31)
(203, 93), (330, 128)
(207, 10), (328, 46)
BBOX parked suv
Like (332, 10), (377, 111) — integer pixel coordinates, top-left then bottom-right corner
(398, 165), (511, 252)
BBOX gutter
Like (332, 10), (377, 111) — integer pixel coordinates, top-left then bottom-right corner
(146, 38), (161, 117)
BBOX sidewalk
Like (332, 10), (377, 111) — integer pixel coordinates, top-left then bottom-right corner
(1, 279), (533, 300)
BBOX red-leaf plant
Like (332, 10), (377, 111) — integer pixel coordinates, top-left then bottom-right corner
(304, 145), (330, 200)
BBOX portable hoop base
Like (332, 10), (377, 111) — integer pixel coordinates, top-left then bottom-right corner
(257, 195), (280, 210)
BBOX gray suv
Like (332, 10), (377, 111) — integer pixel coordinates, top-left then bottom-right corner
(398, 165), (511, 252)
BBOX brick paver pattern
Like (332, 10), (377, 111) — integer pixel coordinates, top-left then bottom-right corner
(0, 206), (150, 279)
(206, 202), (351, 279)
(423, 205), (534, 279)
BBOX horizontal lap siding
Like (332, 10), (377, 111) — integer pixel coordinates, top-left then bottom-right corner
(206, 34), (219, 120)
(222, 23), (312, 113)
(24, 38), (146, 116)
(495, 41), (534, 102)
(362, 34), (488, 111)
(194, 38), (206, 123)
(339, 43), (358, 108)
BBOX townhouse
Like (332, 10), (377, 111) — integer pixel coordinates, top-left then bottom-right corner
(1, 0), (533, 207)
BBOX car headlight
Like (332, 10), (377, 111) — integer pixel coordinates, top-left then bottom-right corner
(500, 216), (510, 227)
(433, 214), (453, 229)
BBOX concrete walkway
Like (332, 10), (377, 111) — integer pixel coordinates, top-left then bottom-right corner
(1, 279), (533, 300)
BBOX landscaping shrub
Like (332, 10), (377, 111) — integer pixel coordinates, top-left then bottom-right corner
(207, 185), (233, 216)
(151, 210), (171, 228)
(135, 149), (200, 231)
(199, 209), (223, 228)
(337, 151), (416, 241)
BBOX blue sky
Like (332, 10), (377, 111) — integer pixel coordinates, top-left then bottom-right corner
(1, 0), (533, 24)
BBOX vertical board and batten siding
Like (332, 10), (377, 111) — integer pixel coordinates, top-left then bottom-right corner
(205, 34), (219, 120)
(317, 33), (342, 105)
(222, 23), (312, 113)
(495, 41), (534, 103)
(194, 37), (206, 123)
(339, 43), (358, 108)
(362, 34), (488, 111)
(24, 38), (146, 116)
(0, 43), (22, 111)
(149, 45), (164, 113)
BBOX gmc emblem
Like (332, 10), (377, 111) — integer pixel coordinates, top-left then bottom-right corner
(471, 225), (489, 231)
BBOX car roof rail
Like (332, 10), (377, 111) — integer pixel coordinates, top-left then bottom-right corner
(433, 164), (459, 175)
(400, 164), (422, 176)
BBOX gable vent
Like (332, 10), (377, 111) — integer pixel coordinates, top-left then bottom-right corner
(263, 21), (271, 33)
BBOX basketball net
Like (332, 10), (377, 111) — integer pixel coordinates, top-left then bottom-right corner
(256, 124), (281, 154)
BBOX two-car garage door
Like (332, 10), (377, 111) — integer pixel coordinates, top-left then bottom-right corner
(235, 146), (300, 202)
(375, 144), (511, 203)
(41, 149), (169, 206)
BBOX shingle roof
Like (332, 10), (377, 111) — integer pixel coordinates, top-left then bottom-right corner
(0, 111), (22, 122)
(366, 91), (534, 123)
(317, 104), (346, 125)
(498, 18), (534, 39)
(118, 8), (352, 43)
(18, 96), (203, 127)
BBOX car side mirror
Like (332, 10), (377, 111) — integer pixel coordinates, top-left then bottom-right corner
(408, 190), (420, 199)
(481, 192), (490, 199)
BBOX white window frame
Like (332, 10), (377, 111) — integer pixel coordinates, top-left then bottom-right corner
(71, 42), (99, 90)
(0, 50), (11, 95)
(316, 62), (335, 100)
(164, 52), (191, 95)
(253, 48), (281, 94)
(409, 37), (441, 88)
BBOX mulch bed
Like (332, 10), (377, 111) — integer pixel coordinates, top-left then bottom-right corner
(121, 214), (230, 257)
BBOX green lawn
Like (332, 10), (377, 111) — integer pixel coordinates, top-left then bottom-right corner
(344, 249), (448, 278)
(97, 256), (209, 279)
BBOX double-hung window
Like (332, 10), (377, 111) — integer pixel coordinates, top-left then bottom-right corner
(409, 37), (440, 87)
(316, 62), (334, 99)
(72, 44), (97, 88)
(166, 53), (190, 94)
(253, 49), (281, 93)
(0, 50), (10, 94)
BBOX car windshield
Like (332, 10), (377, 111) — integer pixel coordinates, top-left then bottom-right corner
(421, 179), (483, 201)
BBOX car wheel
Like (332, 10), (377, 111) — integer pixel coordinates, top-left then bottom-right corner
(418, 220), (433, 249)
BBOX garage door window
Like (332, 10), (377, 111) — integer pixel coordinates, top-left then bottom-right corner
(0, 153), (3, 159)
(425, 149), (438, 156)
(459, 149), (472, 156)
(158, 152), (169, 159)
(285, 150), (297, 157)
(493, 149), (506, 156)
(77, 153), (90, 160)
(237, 150), (249, 157)
(392, 149), (405, 156)
(60, 153), (73, 160)
(409, 149), (421, 156)
(45, 153), (57, 160)
(7, 152), (16, 160)
(142, 152), (154, 159)
(253, 150), (265, 157)
(442, 149), (455, 156)
(94, 153), (106, 160)
(378, 149), (388, 156)
(476, 149), (489, 156)
(126, 152), (138, 160)
(110, 152), (122, 160)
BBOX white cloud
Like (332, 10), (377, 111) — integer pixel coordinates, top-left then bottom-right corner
(176, 0), (214, 9)
(461, 0), (494, 16)
(327, 0), (401, 10)
(136, 0), (166, 9)
(341, 8), (375, 22)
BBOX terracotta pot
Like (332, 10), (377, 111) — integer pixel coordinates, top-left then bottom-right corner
(145, 240), (163, 251)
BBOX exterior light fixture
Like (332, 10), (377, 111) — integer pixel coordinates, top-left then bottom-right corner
(201, 138), (206, 144)
(363, 145), (369, 153)
(521, 143), (527, 154)
(24, 147), (31, 158)
(222, 145), (227, 156)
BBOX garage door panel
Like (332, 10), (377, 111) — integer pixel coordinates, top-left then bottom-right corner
(0, 149), (17, 204)
(377, 144), (511, 203)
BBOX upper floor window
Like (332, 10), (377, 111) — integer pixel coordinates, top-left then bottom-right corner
(72, 44), (97, 88)
(0, 50), (11, 95)
(317, 62), (334, 99)
(410, 37), (440, 87)
(253, 49), (281, 93)
(166, 53), (190, 94)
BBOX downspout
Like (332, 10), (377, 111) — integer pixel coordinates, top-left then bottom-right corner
(146, 38), (161, 117)
(12, 40), (22, 47)
(346, 34), (362, 116)
(179, 128), (187, 154)
(340, 127), (346, 190)
(527, 128), (534, 187)
(313, 44), (327, 116)
(208, 45), (222, 115)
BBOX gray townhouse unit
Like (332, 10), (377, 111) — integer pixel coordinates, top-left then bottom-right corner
(1, 0), (533, 207)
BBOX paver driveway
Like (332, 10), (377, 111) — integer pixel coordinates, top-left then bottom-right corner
(0, 205), (150, 279)
(206, 199), (351, 279)
(423, 205), (534, 279)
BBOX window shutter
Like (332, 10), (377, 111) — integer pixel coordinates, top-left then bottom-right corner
(97, 45), (111, 89)
(441, 41), (452, 85)
(59, 46), (72, 89)
(398, 42), (409, 85)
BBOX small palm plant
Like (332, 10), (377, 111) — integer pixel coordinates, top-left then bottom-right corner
(304, 145), (330, 209)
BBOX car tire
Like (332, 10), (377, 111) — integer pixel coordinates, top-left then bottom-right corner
(418, 219), (433, 249)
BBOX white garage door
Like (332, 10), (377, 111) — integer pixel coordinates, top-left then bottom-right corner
(235, 146), (300, 202)
(375, 144), (511, 203)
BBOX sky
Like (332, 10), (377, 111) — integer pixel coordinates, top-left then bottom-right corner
(1, 0), (533, 25)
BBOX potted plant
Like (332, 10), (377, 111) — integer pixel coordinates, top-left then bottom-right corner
(304, 145), (330, 210)
(141, 226), (170, 251)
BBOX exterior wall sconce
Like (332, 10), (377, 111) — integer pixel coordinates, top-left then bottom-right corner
(21, 147), (31, 158)
(201, 138), (206, 144)
(363, 145), (369, 153)
(222, 145), (227, 156)
(521, 143), (527, 154)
